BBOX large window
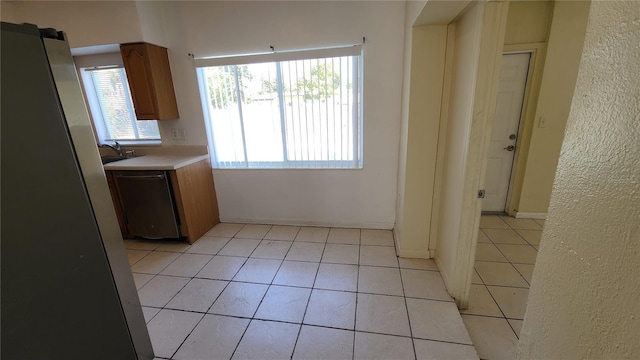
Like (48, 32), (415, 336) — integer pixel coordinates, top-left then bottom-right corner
(196, 46), (363, 169)
(80, 66), (160, 143)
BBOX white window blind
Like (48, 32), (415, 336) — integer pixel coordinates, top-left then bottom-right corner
(80, 66), (160, 143)
(195, 46), (363, 169)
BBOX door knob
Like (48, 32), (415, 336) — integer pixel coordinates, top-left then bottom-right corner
(504, 145), (515, 151)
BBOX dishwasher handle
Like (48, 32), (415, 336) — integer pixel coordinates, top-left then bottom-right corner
(113, 174), (165, 180)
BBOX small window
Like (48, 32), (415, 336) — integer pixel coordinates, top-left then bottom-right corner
(195, 46), (363, 169)
(80, 66), (161, 144)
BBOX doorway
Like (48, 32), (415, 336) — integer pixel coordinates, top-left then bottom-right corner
(482, 53), (531, 213)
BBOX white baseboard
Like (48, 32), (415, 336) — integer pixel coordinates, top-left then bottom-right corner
(514, 212), (547, 219)
(218, 217), (394, 230)
(396, 248), (431, 259)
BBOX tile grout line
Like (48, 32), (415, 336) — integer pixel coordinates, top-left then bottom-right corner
(351, 230), (362, 360)
(397, 253), (418, 360)
(228, 224), (289, 360)
(165, 224), (250, 359)
(290, 227), (328, 359)
(164, 226), (249, 359)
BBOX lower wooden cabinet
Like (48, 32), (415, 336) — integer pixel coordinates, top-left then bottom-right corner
(106, 159), (220, 244)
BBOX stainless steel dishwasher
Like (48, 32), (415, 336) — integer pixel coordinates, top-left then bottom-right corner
(114, 170), (181, 239)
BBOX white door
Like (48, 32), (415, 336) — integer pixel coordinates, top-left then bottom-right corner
(483, 53), (530, 212)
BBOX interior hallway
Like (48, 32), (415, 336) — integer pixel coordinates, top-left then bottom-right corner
(127, 224), (479, 360)
(461, 215), (543, 359)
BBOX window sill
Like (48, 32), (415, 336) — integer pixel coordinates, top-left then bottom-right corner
(102, 140), (162, 147)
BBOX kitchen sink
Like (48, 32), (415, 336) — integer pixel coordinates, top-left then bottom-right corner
(101, 155), (128, 164)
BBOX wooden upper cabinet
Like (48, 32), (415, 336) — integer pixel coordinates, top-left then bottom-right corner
(120, 42), (179, 120)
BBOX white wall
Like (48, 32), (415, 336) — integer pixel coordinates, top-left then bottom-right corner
(517, 1), (640, 357)
(159, 1), (406, 228)
(435, 2), (484, 289)
(6, 1), (143, 48)
(10, 1), (405, 228)
(434, 0), (508, 306)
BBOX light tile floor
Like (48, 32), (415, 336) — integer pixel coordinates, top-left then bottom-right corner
(462, 215), (544, 360)
(126, 224), (479, 360)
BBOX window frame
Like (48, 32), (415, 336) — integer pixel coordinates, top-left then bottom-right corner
(195, 45), (364, 169)
(75, 54), (162, 145)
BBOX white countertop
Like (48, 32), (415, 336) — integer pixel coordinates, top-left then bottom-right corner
(103, 154), (209, 170)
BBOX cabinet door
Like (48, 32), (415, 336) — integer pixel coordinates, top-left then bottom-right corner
(120, 44), (157, 120)
(120, 42), (179, 120)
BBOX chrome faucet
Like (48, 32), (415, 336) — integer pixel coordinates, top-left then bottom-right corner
(98, 141), (123, 157)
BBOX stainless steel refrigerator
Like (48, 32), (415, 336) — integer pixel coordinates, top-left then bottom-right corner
(1, 22), (153, 359)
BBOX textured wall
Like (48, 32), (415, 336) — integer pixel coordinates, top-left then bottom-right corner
(517, 1), (640, 358)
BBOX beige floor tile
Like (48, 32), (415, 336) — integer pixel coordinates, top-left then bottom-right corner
(285, 242), (325, 262)
(513, 263), (535, 284)
(160, 253), (213, 277)
(264, 225), (300, 241)
(314, 263), (358, 292)
(295, 227), (329, 243)
(165, 278), (227, 312)
(235, 224), (272, 239)
(413, 339), (479, 360)
(304, 289), (356, 330)
(401, 269), (452, 301)
(516, 229), (543, 246)
(472, 270), (483, 285)
(138, 275), (190, 308)
(130, 251), (180, 274)
(398, 258), (438, 271)
(462, 315), (518, 360)
(132, 273), (154, 290)
(127, 249), (150, 265)
(141, 306), (160, 324)
(354, 332), (415, 360)
(406, 298), (472, 344)
(156, 241), (191, 253)
(475, 243), (508, 262)
(254, 285), (311, 323)
(487, 286), (529, 319)
(196, 255), (246, 281)
(508, 319), (524, 338)
(232, 258), (282, 284)
(534, 219), (546, 227)
(250, 240), (292, 260)
(460, 284), (503, 317)
(327, 228), (361, 244)
(355, 293), (411, 337)
(474, 261), (529, 287)
(483, 228), (528, 244)
(477, 229), (491, 243)
(495, 244), (538, 264)
(218, 238), (261, 257)
(174, 314), (249, 360)
(147, 309), (203, 359)
(124, 240), (163, 251)
(499, 216), (543, 230)
(359, 266), (404, 296)
(361, 229), (394, 246)
(186, 236), (231, 255)
(321, 244), (359, 264)
(209, 282), (268, 317)
(272, 261), (319, 288)
(206, 223), (245, 237)
(293, 326), (353, 360)
(480, 215), (510, 229)
(232, 320), (299, 360)
(360, 246), (398, 267)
